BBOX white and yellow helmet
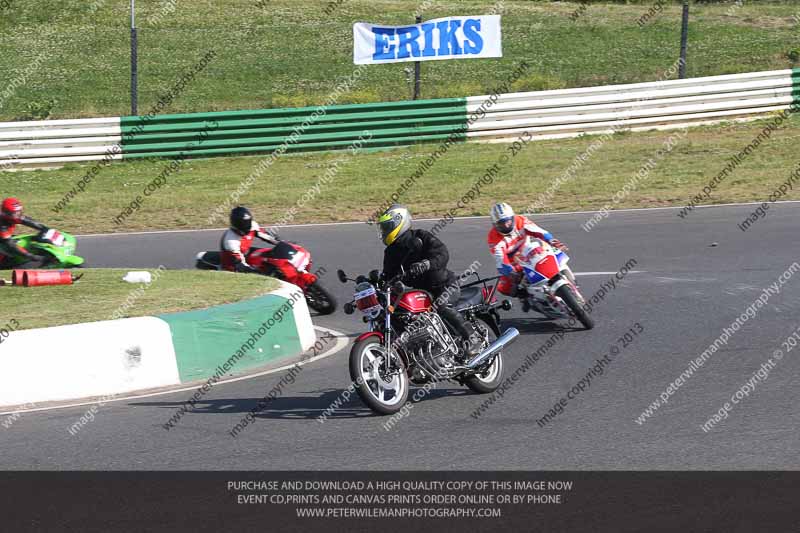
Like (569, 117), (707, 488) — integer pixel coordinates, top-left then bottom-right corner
(377, 204), (412, 246)
(490, 202), (515, 234)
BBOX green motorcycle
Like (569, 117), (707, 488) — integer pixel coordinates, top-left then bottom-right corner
(1, 228), (85, 269)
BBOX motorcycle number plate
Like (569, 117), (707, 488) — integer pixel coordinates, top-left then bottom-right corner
(354, 285), (377, 300)
(43, 229), (65, 247)
(290, 249), (310, 270)
(354, 284), (381, 318)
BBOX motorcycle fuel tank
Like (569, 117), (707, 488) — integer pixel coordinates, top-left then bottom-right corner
(395, 290), (433, 313)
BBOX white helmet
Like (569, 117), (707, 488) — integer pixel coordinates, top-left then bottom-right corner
(490, 202), (515, 234)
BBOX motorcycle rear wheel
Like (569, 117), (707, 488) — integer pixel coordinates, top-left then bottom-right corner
(464, 318), (504, 394)
(556, 284), (594, 330)
(305, 282), (337, 315)
(349, 338), (409, 415)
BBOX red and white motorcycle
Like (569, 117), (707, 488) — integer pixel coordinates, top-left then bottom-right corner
(195, 240), (337, 315)
(514, 237), (594, 329)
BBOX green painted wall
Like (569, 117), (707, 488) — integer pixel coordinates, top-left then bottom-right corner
(159, 292), (304, 383)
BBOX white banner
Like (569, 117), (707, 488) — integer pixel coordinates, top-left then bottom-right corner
(353, 15), (502, 65)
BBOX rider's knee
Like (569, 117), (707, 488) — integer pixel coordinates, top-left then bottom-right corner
(497, 276), (516, 296)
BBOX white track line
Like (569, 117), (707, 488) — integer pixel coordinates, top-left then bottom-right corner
(575, 271), (644, 276)
(0, 326), (349, 416)
(76, 200), (800, 238)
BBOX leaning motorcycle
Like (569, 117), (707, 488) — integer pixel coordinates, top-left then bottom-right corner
(0, 228), (85, 269)
(195, 240), (337, 315)
(337, 267), (518, 415)
(514, 236), (594, 329)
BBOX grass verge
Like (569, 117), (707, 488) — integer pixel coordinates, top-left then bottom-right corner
(4, 269), (279, 330)
(0, 1), (798, 120)
(3, 114), (798, 234)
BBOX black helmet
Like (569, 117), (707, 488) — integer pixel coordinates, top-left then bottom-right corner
(230, 206), (253, 234)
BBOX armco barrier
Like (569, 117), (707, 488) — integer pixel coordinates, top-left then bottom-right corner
(0, 116), (123, 169)
(465, 69), (800, 141)
(119, 98), (468, 160)
(0, 69), (797, 169)
(0, 282), (315, 408)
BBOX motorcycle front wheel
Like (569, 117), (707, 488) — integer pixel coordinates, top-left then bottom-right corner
(305, 282), (337, 315)
(464, 318), (504, 394)
(556, 284), (594, 330)
(348, 338), (409, 415)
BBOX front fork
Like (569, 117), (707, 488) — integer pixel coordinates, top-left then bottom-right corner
(559, 266), (586, 304)
(561, 265), (578, 287)
(380, 288), (403, 378)
(522, 267), (582, 312)
(298, 270), (318, 288)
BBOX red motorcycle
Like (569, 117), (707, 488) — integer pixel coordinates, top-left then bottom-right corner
(195, 240), (337, 315)
(337, 266), (518, 415)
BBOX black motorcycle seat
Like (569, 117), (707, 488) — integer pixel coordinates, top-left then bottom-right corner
(204, 251), (220, 263)
(456, 286), (483, 310)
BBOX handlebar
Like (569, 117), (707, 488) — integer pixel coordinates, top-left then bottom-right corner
(387, 272), (406, 285)
(385, 267), (416, 292)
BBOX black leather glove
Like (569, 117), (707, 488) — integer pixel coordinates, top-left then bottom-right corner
(234, 261), (259, 274)
(409, 259), (430, 277)
(263, 264), (285, 280)
(257, 228), (279, 244)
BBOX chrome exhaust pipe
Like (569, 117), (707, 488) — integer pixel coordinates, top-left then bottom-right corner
(466, 327), (519, 369)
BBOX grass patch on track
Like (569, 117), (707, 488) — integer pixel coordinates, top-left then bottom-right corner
(4, 269), (279, 330)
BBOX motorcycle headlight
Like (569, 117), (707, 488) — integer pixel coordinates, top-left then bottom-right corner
(353, 282), (381, 319)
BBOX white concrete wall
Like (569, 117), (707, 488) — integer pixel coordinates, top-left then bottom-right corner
(0, 317), (180, 407)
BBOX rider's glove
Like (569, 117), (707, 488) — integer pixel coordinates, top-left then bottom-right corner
(409, 259), (430, 277)
(234, 261), (259, 274)
(258, 228), (280, 244)
(549, 238), (568, 251)
(498, 263), (515, 277)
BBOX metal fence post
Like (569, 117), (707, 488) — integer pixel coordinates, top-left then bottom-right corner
(130, 0), (138, 115)
(413, 15), (421, 100)
(679, 1), (689, 79)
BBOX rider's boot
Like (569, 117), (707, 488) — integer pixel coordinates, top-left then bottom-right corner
(514, 285), (530, 313)
(463, 334), (482, 359)
(439, 305), (481, 359)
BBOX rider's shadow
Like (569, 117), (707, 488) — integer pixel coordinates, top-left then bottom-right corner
(253, 386), (471, 420)
(133, 386), (473, 421)
(132, 389), (373, 420)
(249, 389), (373, 420)
(502, 316), (585, 335)
(409, 387), (471, 402)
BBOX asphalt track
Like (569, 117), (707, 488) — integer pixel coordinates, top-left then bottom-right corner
(2, 204), (799, 470)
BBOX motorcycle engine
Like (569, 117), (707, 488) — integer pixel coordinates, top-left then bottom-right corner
(398, 312), (458, 381)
